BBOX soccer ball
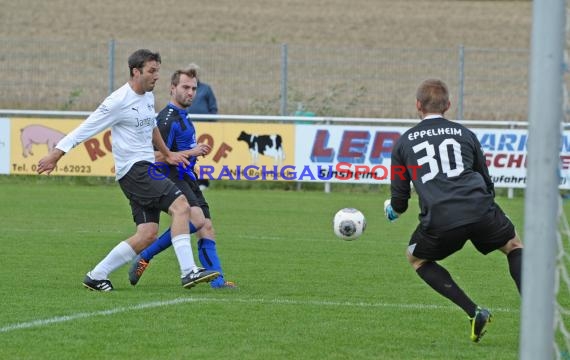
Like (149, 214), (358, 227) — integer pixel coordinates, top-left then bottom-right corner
(333, 208), (366, 241)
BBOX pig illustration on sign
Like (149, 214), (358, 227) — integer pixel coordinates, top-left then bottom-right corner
(20, 125), (65, 157)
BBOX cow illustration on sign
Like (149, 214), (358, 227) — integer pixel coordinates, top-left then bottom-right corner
(237, 130), (285, 164)
(20, 125), (66, 157)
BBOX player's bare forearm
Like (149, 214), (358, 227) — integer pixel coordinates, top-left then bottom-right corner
(154, 144), (212, 164)
(154, 150), (166, 163)
(177, 145), (209, 158)
(37, 148), (65, 175)
(193, 143), (212, 157)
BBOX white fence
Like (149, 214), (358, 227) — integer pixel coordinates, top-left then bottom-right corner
(0, 39), (534, 120)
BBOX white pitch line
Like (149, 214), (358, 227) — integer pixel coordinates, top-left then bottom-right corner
(0, 297), (517, 334)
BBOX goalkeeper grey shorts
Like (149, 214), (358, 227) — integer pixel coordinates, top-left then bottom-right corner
(408, 205), (516, 261)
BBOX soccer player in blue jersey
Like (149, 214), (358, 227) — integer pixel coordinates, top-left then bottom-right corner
(128, 67), (235, 289)
(384, 79), (523, 342)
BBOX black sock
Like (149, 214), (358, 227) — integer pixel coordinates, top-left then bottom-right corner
(507, 248), (522, 294)
(416, 262), (478, 317)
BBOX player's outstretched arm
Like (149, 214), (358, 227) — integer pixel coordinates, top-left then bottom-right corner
(37, 148), (65, 175)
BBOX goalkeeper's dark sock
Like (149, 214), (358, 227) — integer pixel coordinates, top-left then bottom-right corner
(198, 238), (225, 287)
(140, 228), (172, 262)
(507, 248), (522, 294)
(416, 261), (478, 317)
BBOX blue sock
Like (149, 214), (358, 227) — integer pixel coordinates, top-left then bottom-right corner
(140, 228), (172, 261)
(140, 222), (198, 261)
(198, 238), (225, 287)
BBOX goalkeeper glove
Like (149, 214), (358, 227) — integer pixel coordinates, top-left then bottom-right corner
(384, 199), (399, 222)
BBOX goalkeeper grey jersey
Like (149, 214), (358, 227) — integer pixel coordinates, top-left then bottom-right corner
(391, 116), (495, 231)
(56, 83), (157, 180)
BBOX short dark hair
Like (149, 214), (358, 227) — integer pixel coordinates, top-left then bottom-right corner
(416, 79), (450, 114)
(128, 49), (161, 77)
(171, 68), (197, 86)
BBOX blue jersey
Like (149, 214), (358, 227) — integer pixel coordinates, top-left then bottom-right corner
(156, 103), (198, 179)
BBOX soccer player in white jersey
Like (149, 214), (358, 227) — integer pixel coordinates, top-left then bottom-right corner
(384, 79), (523, 342)
(37, 49), (219, 291)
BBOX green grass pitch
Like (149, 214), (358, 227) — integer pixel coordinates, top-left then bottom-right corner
(0, 177), (566, 359)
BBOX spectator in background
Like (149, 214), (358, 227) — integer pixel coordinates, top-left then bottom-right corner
(187, 63), (218, 119)
(187, 63), (218, 191)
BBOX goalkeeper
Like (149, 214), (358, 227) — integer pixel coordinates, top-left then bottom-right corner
(384, 79), (523, 343)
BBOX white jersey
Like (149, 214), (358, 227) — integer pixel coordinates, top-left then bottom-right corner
(56, 83), (157, 180)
